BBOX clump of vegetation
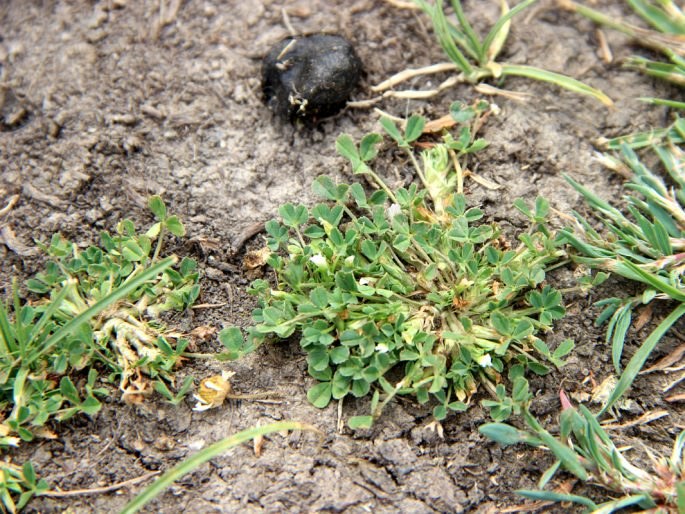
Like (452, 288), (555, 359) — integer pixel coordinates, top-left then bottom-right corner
(481, 381), (685, 513)
(480, 105), (685, 512)
(0, 196), (199, 451)
(373, 0), (612, 106)
(230, 102), (572, 428)
(562, 143), (685, 413)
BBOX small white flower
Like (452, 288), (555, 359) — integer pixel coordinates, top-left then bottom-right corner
(490, 103), (501, 115)
(359, 277), (371, 286)
(477, 354), (492, 368)
(386, 203), (402, 219)
(309, 253), (327, 267)
(375, 343), (390, 354)
(345, 255), (355, 265)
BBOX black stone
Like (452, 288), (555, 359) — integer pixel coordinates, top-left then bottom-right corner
(262, 34), (362, 121)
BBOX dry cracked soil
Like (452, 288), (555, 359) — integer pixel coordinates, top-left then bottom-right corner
(1, 0), (684, 513)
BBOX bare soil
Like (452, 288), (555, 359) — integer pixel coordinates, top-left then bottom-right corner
(1, 0), (683, 512)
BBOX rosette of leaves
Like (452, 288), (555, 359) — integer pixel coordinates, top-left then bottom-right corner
(243, 104), (572, 428)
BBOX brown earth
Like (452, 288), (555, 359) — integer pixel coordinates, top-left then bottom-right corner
(1, 0), (683, 512)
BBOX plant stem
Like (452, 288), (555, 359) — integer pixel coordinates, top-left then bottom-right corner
(152, 224), (166, 263)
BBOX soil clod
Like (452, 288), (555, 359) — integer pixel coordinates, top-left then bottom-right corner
(261, 33), (362, 121)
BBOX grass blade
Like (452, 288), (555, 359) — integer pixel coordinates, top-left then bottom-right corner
(625, 56), (685, 86)
(412, 0), (479, 61)
(600, 126), (685, 150)
(0, 297), (16, 354)
(431, 0), (474, 76)
(524, 412), (588, 480)
(601, 302), (685, 414)
(448, 0), (483, 62)
(26, 279), (73, 348)
(609, 303), (632, 374)
(593, 494), (655, 514)
(501, 64), (613, 106)
(482, 0), (538, 62)
(627, 0), (685, 34)
(120, 421), (319, 514)
(516, 489), (598, 509)
(620, 260), (685, 302)
(640, 97), (685, 110)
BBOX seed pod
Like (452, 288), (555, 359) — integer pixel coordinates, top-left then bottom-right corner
(262, 33), (362, 121)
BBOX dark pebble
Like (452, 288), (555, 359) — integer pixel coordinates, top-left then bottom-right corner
(262, 33), (362, 122)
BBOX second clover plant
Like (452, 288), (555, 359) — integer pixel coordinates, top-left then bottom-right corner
(243, 102), (573, 428)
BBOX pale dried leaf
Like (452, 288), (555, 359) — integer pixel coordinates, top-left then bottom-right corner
(253, 434), (265, 457)
(643, 341), (685, 374)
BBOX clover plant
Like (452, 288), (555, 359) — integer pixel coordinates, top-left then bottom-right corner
(239, 102), (572, 428)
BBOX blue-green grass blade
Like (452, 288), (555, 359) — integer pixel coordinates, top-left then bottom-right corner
(516, 489), (597, 509)
(12, 288), (27, 355)
(578, 405), (614, 447)
(523, 414), (588, 480)
(655, 144), (685, 190)
(609, 303), (632, 374)
(593, 494), (655, 514)
(500, 64), (613, 106)
(630, 197), (681, 239)
(537, 460), (561, 489)
(564, 174), (625, 220)
(412, 0), (478, 60)
(627, 207), (673, 255)
(559, 229), (610, 259)
(600, 302), (685, 415)
(120, 421), (319, 514)
(678, 481), (685, 514)
(672, 430), (685, 464)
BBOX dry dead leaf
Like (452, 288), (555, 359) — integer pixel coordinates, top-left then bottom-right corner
(122, 375), (153, 405)
(569, 391), (591, 404)
(243, 246), (271, 270)
(0, 225), (39, 256)
(634, 304), (653, 331)
(253, 434), (265, 457)
(666, 392), (685, 402)
(663, 370), (685, 393)
(33, 426), (58, 440)
(423, 114), (456, 133)
(643, 341), (685, 374)
(601, 409), (668, 429)
(190, 325), (217, 342)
